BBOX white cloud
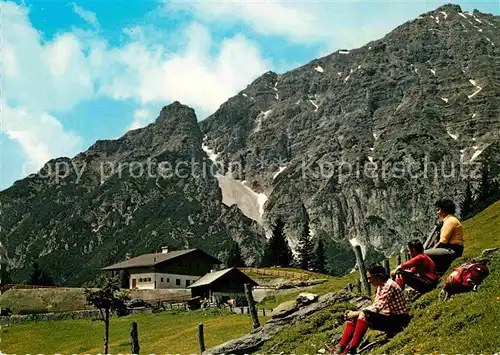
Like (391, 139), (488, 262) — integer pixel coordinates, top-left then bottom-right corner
(71, 2), (99, 29)
(172, 1), (320, 42)
(94, 22), (270, 115)
(2, 102), (84, 174)
(2, 3), (93, 112)
(128, 109), (152, 131)
(168, 0), (446, 50)
(0, 1), (271, 186)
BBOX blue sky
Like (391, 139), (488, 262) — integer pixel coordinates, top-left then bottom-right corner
(1, 0), (499, 189)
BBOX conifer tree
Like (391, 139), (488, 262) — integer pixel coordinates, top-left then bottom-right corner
(29, 262), (54, 286)
(460, 180), (475, 219)
(227, 240), (246, 267)
(261, 217), (293, 267)
(297, 220), (313, 270)
(313, 239), (327, 274)
(0, 263), (12, 287)
(475, 164), (500, 212)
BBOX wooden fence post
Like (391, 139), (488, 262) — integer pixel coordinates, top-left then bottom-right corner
(423, 225), (439, 250)
(353, 245), (371, 296)
(244, 283), (260, 329)
(130, 322), (140, 355)
(383, 259), (391, 275)
(198, 323), (205, 355)
(356, 279), (361, 294)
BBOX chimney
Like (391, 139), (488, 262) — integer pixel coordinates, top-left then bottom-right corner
(161, 246), (169, 254)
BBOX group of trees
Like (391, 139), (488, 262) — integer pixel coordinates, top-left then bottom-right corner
(0, 261), (55, 288)
(224, 216), (328, 272)
(296, 220), (328, 273)
(461, 164), (500, 219)
(29, 262), (55, 286)
(258, 216), (327, 273)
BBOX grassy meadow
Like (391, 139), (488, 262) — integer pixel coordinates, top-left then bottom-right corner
(1, 309), (266, 354)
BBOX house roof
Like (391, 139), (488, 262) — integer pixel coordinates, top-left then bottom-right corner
(188, 267), (258, 288)
(101, 248), (221, 271)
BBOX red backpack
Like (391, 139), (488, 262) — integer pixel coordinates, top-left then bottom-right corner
(441, 263), (489, 300)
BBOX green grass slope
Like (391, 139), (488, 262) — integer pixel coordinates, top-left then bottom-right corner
(376, 251), (500, 353)
(260, 199), (500, 354)
(1, 309), (267, 354)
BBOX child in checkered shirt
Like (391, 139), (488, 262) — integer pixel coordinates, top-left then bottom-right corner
(332, 265), (410, 355)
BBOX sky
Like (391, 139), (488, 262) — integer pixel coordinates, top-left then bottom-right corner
(1, 0), (499, 189)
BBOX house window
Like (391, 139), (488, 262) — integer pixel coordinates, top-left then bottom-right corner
(161, 277), (164, 282)
(186, 280), (190, 287)
(139, 278), (143, 282)
(167, 278), (170, 283)
(176, 279), (180, 286)
(148, 277), (151, 282)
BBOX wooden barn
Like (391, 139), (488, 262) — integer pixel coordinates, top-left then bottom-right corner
(188, 267), (258, 304)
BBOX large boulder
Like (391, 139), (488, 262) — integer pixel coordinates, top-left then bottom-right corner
(269, 300), (297, 319)
(296, 292), (319, 307)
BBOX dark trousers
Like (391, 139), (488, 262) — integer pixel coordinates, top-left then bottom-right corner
(397, 270), (438, 294)
(364, 310), (410, 336)
(424, 244), (463, 273)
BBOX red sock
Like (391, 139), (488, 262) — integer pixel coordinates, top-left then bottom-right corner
(339, 320), (356, 346)
(349, 318), (369, 348)
(396, 277), (404, 289)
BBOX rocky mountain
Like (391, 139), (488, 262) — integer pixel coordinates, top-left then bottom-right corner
(1, 4), (499, 284)
(0, 103), (265, 285)
(200, 4), (500, 254)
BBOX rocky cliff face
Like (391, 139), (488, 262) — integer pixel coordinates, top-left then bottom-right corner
(0, 102), (265, 285)
(200, 4), (500, 254)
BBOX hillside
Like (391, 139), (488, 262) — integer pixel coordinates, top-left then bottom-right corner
(1, 3), (499, 285)
(253, 198), (500, 353)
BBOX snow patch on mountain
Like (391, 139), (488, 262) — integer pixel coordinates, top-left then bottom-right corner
(468, 79), (483, 99)
(273, 166), (287, 180)
(447, 131), (459, 140)
(202, 142), (220, 164)
(309, 99), (319, 111)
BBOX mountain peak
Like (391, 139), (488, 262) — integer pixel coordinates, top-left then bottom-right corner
(156, 101), (197, 124)
(436, 3), (463, 13)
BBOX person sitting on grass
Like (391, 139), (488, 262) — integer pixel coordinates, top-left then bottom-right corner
(332, 265), (410, 355)
(392, 240), (439, 294)
(424, 199), (464, 273)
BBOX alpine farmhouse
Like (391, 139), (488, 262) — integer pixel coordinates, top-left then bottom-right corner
(101, 248), (221, 290)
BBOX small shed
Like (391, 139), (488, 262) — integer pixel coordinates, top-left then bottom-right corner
(189, 267), (258, 305)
